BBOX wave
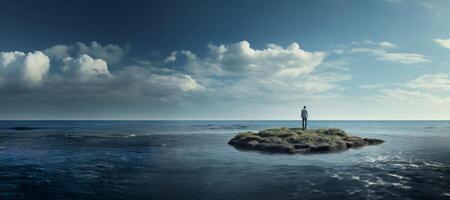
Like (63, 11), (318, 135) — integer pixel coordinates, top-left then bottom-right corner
(190, 124), (249, 130)
(325, 153), (450, 194)
(36, 133), (169, 148)
(424, 126), (436, 129)
(3, 126), (43, 131)
(61, 133), (137, 139)
(330, 172), (412, 190)
(355, 154), (448, 171)
(387, 173), (409, 180)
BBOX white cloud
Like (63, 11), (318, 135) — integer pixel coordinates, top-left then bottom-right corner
(45, 41), (127, 64)
(405, 73), (450, 91)
(174, 41), (349, 103)
(378, 88), (446, 105)
(434, 38), (450, 49)
(148, 74), (202, 92)
(185, 41), (326, 78)
(219, 72), (350, 102)
(379, 41), (396, 48)
(0, 41), (348, 114)
(320, 60), (350, 71)
(359, 83), (391, 89)
(164, 51), (177, 63)
(351, 48), (429, 64)
(63, 54), (111, 80)
(114, 66), (204, 102)
(1, 42), (203, 103)
(377, 52), (429, 64)
(141, 73), (203, 101)
(76, 42), (126, 64)
(43, 45), (69, 60)
(362, 73), (450, 106)
(0, 51), (50, 88)
(338, 40), (429, 64)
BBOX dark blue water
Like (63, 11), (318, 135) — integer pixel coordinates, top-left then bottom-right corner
(0, 120), (449, 200)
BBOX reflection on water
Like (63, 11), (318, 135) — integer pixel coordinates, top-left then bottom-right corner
(0, 120), (449, 199)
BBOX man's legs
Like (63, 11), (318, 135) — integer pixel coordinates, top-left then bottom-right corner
(302, 118), (306, 129)
(305, 118), (307, 129)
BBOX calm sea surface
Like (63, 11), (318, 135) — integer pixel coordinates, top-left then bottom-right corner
(0, 120), (449, 200)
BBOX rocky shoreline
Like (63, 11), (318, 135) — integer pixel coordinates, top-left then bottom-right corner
(228, 127), (384, 154)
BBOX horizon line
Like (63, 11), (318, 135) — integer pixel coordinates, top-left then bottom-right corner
(0, 119), (449, 121)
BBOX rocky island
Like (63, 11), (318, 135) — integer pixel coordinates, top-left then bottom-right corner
(228, 127), (384, 154)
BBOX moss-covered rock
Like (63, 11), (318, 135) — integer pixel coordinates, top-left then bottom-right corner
(228, 127), (383, 154)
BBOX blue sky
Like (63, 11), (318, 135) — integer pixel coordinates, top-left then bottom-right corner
(1, 0), (450, 119)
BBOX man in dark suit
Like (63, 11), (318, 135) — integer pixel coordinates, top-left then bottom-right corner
(301, 106), (308, 130)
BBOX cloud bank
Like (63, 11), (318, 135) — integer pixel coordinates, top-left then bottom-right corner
(1, 40), (445, 119)
(1, 41), (347, 118)
(0, 51), (50, 89)
(175, 41), (347, 103)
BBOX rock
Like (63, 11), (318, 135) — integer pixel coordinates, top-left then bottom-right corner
(364, 138), (384, 145)
(228, 139), (259, 149)
(294, 144), (310, 149)
(291, 148), (310, 153)
(329, 141), (347, 151)
(246, 140), (259, 148)
(343, 136), (367, 147)
(344, 141), (355, 148)
(228, 127), (384, 154)
(309, 143), (332, 152)
(255, 142), (294, 153)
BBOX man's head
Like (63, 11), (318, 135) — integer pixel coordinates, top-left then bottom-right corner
(303, 106), (306, 109)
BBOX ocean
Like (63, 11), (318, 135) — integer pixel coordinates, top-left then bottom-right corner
(0, 120), (449, 199)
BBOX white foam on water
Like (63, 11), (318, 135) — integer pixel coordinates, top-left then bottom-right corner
(422, 161), (446, 168)
(123, 134), (136, 138)
(346, 188), (362, 195)
(391, 182), (412, 190)
(304, 180), (316, 186)
(388, 173), (409, 180)
(331, 174), (343, 180)
(355, 152), (448, 174)
(361, 176), (386, 187)
(345, 173), (413, 190)
(311, 189), (323, 193)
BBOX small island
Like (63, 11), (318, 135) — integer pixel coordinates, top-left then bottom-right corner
(228, 127), (384, 154)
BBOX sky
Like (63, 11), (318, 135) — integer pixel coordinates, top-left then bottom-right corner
(1, 0), (450, 120)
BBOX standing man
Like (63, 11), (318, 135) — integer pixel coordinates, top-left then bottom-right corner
(301, 106), (308, 130)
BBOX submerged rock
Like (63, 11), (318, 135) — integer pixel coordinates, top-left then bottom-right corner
(228, 127), (384, 154)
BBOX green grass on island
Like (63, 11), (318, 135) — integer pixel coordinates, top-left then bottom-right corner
(228, 127), (384, 154)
